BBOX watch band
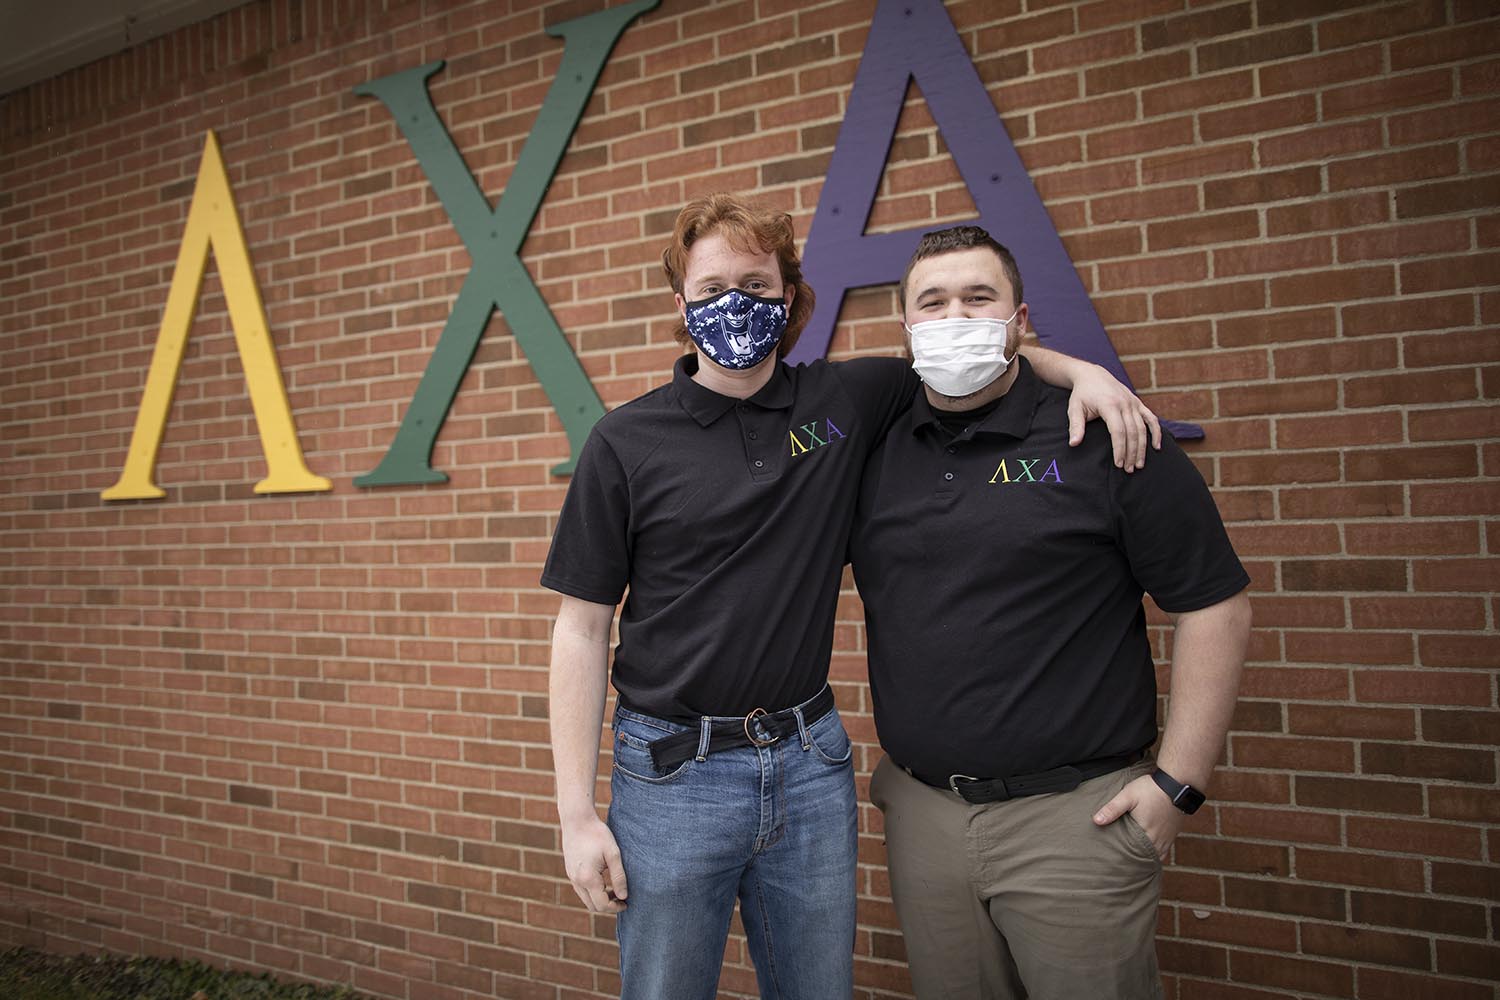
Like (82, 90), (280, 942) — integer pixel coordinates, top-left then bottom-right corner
(1151, 767), (1205, 815)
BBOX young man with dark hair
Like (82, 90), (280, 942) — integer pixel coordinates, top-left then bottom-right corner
(542, 198), (1158, 1000)
(853, 224), (1252, 999)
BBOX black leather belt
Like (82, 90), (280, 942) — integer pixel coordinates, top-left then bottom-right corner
(908, 753), (1140, 805)
(647, 687), (836, 773)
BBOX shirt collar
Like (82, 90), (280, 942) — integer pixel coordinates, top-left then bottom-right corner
(673, 353), (795, 427)
(909, 356), (1040, 442)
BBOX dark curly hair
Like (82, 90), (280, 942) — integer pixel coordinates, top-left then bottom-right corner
(898, 225), (1023, 312)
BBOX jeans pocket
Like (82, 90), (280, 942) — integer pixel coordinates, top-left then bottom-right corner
(612, 726), (691, 784)
(805, 709), (853, 766)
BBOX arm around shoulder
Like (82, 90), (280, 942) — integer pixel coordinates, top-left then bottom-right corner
(1018, 341), (1162, 471)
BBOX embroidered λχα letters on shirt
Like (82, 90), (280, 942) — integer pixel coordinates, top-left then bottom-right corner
(988, 458), (1063, 485)
(789, 417), (847, 457)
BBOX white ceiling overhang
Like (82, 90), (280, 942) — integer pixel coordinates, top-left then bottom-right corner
(1, 0), (248, 97)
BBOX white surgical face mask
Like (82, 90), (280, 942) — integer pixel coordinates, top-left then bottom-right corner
(905, 310), (1019, 398)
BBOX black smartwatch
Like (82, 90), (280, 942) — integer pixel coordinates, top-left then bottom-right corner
(1151, 768), (1205, 815)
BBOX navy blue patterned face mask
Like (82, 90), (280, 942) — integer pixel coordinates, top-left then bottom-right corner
(683, 289), (788, 370)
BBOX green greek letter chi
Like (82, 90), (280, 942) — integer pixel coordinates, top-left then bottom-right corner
(353, 0), (659, 485)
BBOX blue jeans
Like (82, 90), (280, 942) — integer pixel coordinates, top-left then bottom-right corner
(607, 692), (858, 1000)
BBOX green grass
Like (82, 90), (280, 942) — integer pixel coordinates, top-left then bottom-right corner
(0, 947), (367, 1000)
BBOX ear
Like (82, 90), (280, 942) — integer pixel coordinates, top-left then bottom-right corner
(1009, 303), (1029, 357)
(675, 292), (687, 322)
(783, 284), (796, 310)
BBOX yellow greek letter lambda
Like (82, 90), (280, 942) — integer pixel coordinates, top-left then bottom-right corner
(102, 132), (330, 500)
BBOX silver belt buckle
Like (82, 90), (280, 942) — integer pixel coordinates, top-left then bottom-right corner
(947, 773), (978, 794)
(743, 707), (775, 746)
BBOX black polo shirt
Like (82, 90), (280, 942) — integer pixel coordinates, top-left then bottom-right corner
(849, 358), (1249, 779)
(542, 353), (915, 720)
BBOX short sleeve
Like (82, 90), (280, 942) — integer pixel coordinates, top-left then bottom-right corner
(833, 357), (919, 444)
(540, 428), (632, 606)
(1111, 435), (1250, 613)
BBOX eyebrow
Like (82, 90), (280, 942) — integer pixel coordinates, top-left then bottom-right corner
(914, 282), (1000, 301)
(694, 269), (777, 287)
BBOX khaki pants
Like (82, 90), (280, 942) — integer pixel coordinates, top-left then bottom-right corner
(870, 756), (1164, 1000)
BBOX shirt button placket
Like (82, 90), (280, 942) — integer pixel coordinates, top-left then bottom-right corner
(742, 407), (772, 478)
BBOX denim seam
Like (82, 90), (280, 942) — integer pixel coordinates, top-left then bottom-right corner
(749, 869), (785, 999)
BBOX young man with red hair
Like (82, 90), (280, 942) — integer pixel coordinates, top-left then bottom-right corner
(542, 195), (1157, 1000)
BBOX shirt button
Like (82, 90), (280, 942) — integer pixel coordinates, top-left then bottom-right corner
(943, 472), (954, 481)
(749, 431), (758, 440)
(755, 460), (764, 468)
(945, 447), (955, 454)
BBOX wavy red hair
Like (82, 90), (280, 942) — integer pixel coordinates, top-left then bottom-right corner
(661, 193), (815, 358)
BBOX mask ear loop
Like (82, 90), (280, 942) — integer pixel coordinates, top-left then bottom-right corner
(997, 309), (1020, 366)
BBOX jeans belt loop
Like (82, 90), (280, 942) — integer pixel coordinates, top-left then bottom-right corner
(694, 717), (712, 762)
(792, 705), (811, 750)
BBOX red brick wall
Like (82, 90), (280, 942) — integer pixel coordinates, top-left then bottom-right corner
(2, 0), (1497, 997)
